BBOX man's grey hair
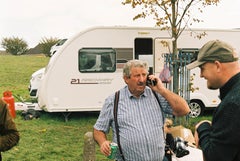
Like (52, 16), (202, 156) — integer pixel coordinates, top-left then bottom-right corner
(123, 60), (149, 78)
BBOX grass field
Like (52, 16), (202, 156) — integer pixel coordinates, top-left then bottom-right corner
(0, 54), (49, 101)
(0, 54), (212, 161)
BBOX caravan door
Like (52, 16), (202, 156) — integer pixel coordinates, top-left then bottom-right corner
(134, 37), (172, 74)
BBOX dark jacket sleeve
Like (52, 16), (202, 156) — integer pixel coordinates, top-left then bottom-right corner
(0, 99), (20, 152)
(197, 102), (240, 161)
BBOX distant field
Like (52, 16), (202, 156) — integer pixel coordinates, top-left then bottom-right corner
(0, 54), (212, 160)
(0, 54), (49, 101)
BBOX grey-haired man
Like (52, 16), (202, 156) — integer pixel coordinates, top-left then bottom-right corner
(94, 60), (190, 161)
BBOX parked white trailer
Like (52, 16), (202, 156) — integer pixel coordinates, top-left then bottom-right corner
(29, 67), (45, 97)
(50, 38), (67, 57)
(35, 26), (240, 118)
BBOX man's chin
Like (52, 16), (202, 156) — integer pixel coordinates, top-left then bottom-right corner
(207, 85), (218, 90)
(137, 85), (146, 90)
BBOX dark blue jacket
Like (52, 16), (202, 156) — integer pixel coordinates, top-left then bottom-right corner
(197, 72), (240, 161)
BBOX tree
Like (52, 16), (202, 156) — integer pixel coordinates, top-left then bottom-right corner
(39, 37), (59, 57)
(1, 37), (28, 55)
(122, 0), (219, 94)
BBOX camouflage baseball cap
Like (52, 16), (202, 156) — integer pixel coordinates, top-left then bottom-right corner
(187, 40), (238, 69)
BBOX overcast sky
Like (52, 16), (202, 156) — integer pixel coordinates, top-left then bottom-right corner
(1, 0), (240, 49)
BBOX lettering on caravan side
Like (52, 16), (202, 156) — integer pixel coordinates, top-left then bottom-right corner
(70, 78), (113, 84)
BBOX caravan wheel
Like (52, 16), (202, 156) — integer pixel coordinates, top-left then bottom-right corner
(188, 100), (204, 118)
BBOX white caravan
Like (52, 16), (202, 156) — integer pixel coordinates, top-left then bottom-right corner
(50, 38), (68, 57)
(29, 67), (45, 97)
(35, 26), (240, 118)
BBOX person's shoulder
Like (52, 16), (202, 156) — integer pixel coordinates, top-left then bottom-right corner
(144, 86), (156, 96)
(117, 86), (128, 94)
(105, 88), (123, 103)
(145, 86), (153, 92)
(0, 98), (7, 107)
(0, 98), (8, 114)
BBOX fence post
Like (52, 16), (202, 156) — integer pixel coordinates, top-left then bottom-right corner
(83, 131), (96, 161)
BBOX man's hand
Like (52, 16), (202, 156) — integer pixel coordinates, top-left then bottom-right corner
(100, 140), (111, 156)
(194, 120), (211, 148)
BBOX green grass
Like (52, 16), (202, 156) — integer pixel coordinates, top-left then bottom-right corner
(0, 54), (49, 101)
(4, 111), (111, 161)
(0, 54), (212, 160)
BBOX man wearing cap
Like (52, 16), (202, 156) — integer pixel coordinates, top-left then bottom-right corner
(187, 40), (240, 161)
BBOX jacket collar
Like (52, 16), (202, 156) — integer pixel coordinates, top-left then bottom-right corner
(219, 72), (240, 100)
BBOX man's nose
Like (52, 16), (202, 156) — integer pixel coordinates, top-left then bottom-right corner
(139, 75), (146, 82)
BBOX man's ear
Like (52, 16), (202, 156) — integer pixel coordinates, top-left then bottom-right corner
(214, 61), (222, 72)
(123, 75), (128, 84)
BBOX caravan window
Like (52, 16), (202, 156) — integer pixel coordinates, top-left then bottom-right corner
(78, 48), (116, 73)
